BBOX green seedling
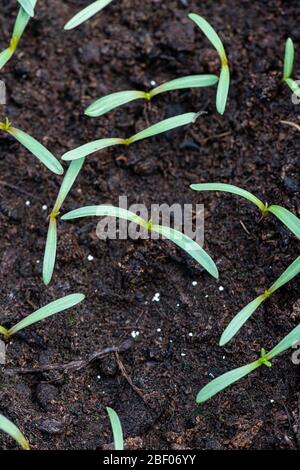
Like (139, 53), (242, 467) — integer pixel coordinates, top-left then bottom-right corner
(106, 407), (124, 450)
(220, 256), (300, 345)
(189, 13), (230, 115)
(0, 1), (37, 71)
(197, 322), (300, 404)
(0, 414), (30, 450)
(190, 183), (300, 239)
(0, 117), (63, 175)
(61, 205), (219, 279)
(62, 112), (201, 161)
(85, 75), (218, 118)
(0, 293), (84, 338)
(43, 158), (85, 285)
(283, 38), (300, 97)
(64, 0), (113, 30)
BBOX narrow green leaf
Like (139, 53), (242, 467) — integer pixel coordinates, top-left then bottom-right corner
(0, 414), (30, 450)
(188, 13), (226, 62)
(53, 158), (85, 212)
(0, 326), (8, 336)
(190, 183), (266, 212)
(7, 293), (85, 337)
(106, 407), (124, 450)
(64, 0), (113, 30)
(42, 218), (57, 286)
(196, 360), (260, 404)
(268, 205), (300, 239)
(220, 295), (265, 346)
(128, 112), (200, 145)
(62, 138), (123, 161)
(85, 91), (148, 117)
(0, 48), (14, 71)
(268, 323), (300, 360)
(216, 65), (230, 115)
(270, 256), (300, 293)
(12, 1), (36, 40)
(285, 78), (300, 97)
(150, 74), (219, 98)
(61, 205), (147, 227)
(284, 38), (294, 79)
(17, 0), (35, 17)
(151, 224), (218, 279)
(8, 127), (63, 175)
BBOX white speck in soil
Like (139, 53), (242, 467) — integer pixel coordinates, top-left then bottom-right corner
(152, 292), (160, 302)
(270, 399), (275, 403)
(188, 332), (193, 337)
(36, 260), (40, 264)
(42, 205), (47, 211)
(209, 372), (215, 378)
(87, 255), (94, 261)
(176, 303), (180, 307)
(192, 281), (197, 286)
(131, 330), (140, 339)
(205, 294), (209, 298)
(181, 352), (186, 357)
(219, 286), (224, 291)
(150, 80), (156, 86)
(157, 328), (161, 333)
(25, 200), (30, 206)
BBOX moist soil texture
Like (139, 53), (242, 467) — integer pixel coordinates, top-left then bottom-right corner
(0, 0), (299, 450)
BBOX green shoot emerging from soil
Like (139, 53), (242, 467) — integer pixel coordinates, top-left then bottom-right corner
(188, 13), (230, 115)
(0, 293), (84, 338)
(106, 407), (124, 450)
(62, 113), (201, 161)
(196, 322), (300, 404)
(64, 0), (114, 30)
(190, 183), (300, 239)
(85, 76), (218, 117)
(0, 117), (63, 175)
(0, 414), (30, 450)
(61, 205), (219, 279)
(43, 158), (85, 285)
(220, 256), (300, 345)
(0, 1), (37, 70)
(283, 38), (300, 97)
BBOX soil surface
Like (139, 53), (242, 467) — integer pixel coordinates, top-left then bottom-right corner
(0, 0), (299, 450)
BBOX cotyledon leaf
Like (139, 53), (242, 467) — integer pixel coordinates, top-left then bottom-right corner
(53, 158), (86, 212)
(188, 13), (226, 61)
(268, 205), (300, 239)
(285, 78), (300, 97)
(0, 414), (30, 450)
(106, 407), (124, 451)
(150, 75), (218, 97)
(17, 0), (35, 17)
(268, 323), (300, 360)
(0, 48), (14, 70)
(216, 65), (230, 115)
(64, 0), (113, 30)
(62, 138), (124, 161)
(269, 256), (300, 293)
(42, 218), (57, 286)
(284, 38), (294, 79)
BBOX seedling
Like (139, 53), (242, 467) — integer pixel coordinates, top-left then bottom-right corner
(220, 256), (300, 345)
(85, 75), (218, 118)
(0, 293), (84, 338)
(0, 1), (37, 70)
(64, 0), (113, 30)
(0, 414), (30, 450)
(196, 322), (300, 404)
(106, 407), (124, 450)
(61, 205), (219, 279)
(189, 13), (230, 115)
(43, 158), (85, 285)
(283, 38), (300, 97)
(0, 117), (63, 175)
(190, 183), (300, 239)
(62, 112), (201, 161)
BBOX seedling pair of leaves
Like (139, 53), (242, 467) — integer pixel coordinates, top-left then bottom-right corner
(84, 14), (229, 118)
(0, 1), (36, 70)
(283, 38), (300, 97)
(0, 117), (63, 175)
(197, 322), (300, 404)
(0, 293), (84, 338)
(191, 183), (300, 344)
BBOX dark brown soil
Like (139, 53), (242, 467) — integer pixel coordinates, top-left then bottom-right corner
(0, 0), (299, 450)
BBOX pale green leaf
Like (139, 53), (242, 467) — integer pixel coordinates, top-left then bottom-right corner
(0, 48), (14, 71)
(190, 183), (266, 212)
(268, 205), (300, 239)
(128, 112), (200, 144)
(64, 0), (113, 30)
(61, 205), (147, 227)
(12, 2), (36, 40)
(7, 293), (85, 337)
(216, 65), (230, 115)
(17, 0), (35, 17)
(151, 224), (218, 279)
(61, 138), (123, 161)
(196, 360), (260, 404)
(0, 414), (30, 450)
(106, 407), (124, 450)
(188, 13), (226, 62)
(284, 38), (294, 79)
(150, 74), (218, 98)
(42, 218), (57, 286)
(285, 78), (300, 97)
(270, 256), (300, 293)
(268, 323), (300, 360)
(85, 91), (147, 117)
(8, 127), (63, 175)
(53, 158), (85, 211)
(220, 295), (265, 346)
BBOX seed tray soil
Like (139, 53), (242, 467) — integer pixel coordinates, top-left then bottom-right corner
(0, 0), (299, 450)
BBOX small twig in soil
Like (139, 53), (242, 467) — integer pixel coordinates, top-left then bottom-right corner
(239, 220), (251, 235)
(280, 120), (300, 132)
(0, 181), (41, 201)
(114, 351), (149, 405)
